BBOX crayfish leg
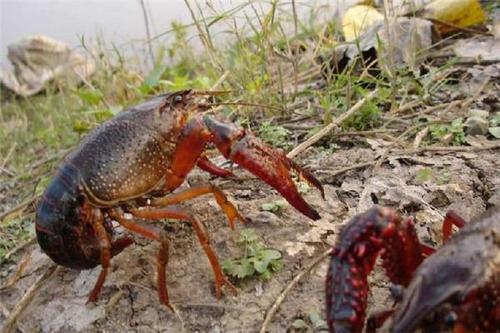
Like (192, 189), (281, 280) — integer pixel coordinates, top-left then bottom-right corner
(156, 232), (171, 310)
(152, 184), (245, 230)
(109, 209), (174, 310)
(87, 209), (111, 304)
(110, 236), (134, 257)
(161, 117), (244, 229)
(129, 206), (237, 299)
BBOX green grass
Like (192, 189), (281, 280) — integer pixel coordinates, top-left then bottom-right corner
(429, 118), (466, 146)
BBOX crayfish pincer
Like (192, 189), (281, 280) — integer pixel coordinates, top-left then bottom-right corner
(326, 206), (500, 333)
(36, 90), (324, 309)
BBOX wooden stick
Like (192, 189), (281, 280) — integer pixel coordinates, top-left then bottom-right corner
(287, 90), (378, 158)
(210, 70), (230, 91)
(1, 143), (16, 170)
(0, 166), (15, 177)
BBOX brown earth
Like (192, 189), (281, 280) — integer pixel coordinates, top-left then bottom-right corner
(1, 143), (498, 332)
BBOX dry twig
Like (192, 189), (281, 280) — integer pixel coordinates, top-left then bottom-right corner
(259, 249), (332, 333)
(3, 237), (36, 261)
(0, 166), (15, 177)
(413, 127), (429, 148)
(0, 143), (17, 176)
(313, 161), (377, 176)
(1, 265), (58, 333)
(1, 143), (16, 168)
(0, 301), (9, 319)
(0, 253), (31, 290)
(138, 0), (155, 67)
(210, 70), (230, 91)
(30, 148), (70, 170)
(393, 142), (500, 154)
(0, 195), (39, 224)
(287, 90), (378, 158)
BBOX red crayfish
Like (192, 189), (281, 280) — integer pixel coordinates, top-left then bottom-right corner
(36, 90), (324, 309)
(326, 206), (500, 332)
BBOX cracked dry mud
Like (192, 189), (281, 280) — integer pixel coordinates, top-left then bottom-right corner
(1, 146), (499, 333)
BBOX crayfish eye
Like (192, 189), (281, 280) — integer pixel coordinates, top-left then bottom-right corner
(443, 312), (457, 327)
(172, 94), (183, 106)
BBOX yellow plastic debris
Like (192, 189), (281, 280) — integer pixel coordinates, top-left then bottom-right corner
(422, 0), (486, 34)
(342, 5), (384, 42)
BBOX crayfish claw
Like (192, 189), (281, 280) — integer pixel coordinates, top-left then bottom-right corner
(226, 207), (246, 230)
(204, 115), (322, 221)
(197, 155), (234, 178)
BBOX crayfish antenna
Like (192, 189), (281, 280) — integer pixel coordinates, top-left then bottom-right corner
(190, 90), (233, 96)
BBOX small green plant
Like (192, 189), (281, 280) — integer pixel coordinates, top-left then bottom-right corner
(490, 112), (500, 126)
(428, 118), (466, 146)
(489, 112), (500, 139)
(415, 167), (433, 183)
(76, 88), (104, 105)
(319, 94), (346, 114)
(317, 144), (340, 157)
(222, 229), (282, 280)
(0, 218), (35, 262)
(437, 171), (451, 185)
(341, 101), (382, 131)
(139, 63), (168, 94)
(415, 167), (453, 185)
(258, 121), (291, 149)
(297, 181), (312, 195)
(291, 311), (328, 331)
(261, 199), (287, 213)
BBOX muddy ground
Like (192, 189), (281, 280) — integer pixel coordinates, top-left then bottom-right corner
(1, 140), (498, 332)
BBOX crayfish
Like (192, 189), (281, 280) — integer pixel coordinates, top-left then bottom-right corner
(326, 206), (500, 332)
(36, 90), (324, 309)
